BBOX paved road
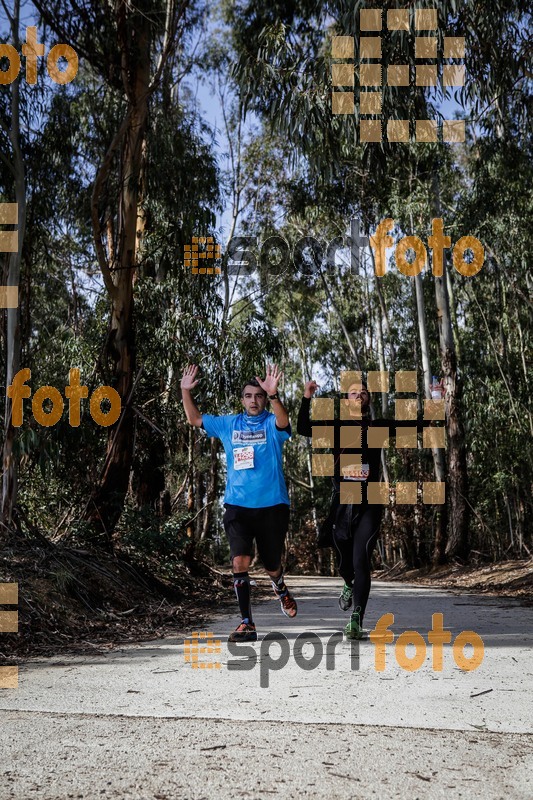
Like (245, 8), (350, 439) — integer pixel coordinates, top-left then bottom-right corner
(2, 577), (532, 798)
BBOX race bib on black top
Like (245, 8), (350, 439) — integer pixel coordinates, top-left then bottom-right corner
(342, 463), (370, 481)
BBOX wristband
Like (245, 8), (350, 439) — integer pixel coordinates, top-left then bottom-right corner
(268, 393), (280, 401)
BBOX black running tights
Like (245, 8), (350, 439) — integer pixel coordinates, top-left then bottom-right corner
(333, 506), (382, 621)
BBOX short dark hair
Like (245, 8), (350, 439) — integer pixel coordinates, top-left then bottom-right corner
(241, 379), (267, 398)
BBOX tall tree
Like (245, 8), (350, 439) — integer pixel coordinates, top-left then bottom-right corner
(1, 0), (27, 530)
(34, 0), (193, 541)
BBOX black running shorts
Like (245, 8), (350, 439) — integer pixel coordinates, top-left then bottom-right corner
(222, 503), (290, 571)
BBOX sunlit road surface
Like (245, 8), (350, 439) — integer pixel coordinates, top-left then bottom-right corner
(2, 577), (532, 799)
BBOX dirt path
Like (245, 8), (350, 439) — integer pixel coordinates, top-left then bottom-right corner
(2, 577), (532, 798)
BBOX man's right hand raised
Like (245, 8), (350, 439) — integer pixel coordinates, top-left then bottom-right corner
(304, 380), (319, 399)
(180, 365), (203, 427)
(181, 364), (200, 392)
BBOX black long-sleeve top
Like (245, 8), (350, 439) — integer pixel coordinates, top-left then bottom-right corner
(297, 396), (434, 503)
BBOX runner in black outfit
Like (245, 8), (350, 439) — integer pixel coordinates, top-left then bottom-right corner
(297, 378), (430, 639)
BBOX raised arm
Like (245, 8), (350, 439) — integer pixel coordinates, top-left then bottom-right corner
(180, 364), (203, 427)
(296, 380), (319, 436)
(255, 363), (290, 429)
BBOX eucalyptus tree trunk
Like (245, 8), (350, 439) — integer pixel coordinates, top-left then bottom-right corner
(201, 437), (219, 541)
(318, 268), (362, 371)
(85, 12), (151, 542)
(374, 302), (388, 417)
(1, 0), (26, 532)
(369, 245), (395, 368)
(292, 312), (320, 543)
(26, 0), (188, 542)
(431, 181), (469, 560)
(414, 272), (447, 565)
(373, 284), (393, 562)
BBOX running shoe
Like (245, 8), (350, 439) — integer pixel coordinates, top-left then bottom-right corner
(338, 582), (353, 611)
(228, 621), (257, 642)
(275, 588), (298, 618)
(344, 607), (364, 640)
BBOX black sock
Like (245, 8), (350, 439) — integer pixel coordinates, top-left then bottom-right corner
(233, 572), (253, 623)
(271, 571), (287, 595)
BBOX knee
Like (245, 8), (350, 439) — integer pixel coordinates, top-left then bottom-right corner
(265, 566), (282, 578)
(233, 555), (251, 573)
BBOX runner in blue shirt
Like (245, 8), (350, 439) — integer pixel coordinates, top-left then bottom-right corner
(180, 363), (297, 642)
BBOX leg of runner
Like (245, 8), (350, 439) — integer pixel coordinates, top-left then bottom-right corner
(351, 505), (382, 620)
(268, 567), (297, 618)
(229, 555), (258, 642)
(233, 566), (253, 622)
(345, 506), (382, 639)
(223, 506), (258, 642)
(333, 533), (355, 611)
(256, 504), (297, 618)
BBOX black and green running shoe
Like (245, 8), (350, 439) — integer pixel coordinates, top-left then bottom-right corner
(344, 607), (364, 640)
(338, 582), (353, 611)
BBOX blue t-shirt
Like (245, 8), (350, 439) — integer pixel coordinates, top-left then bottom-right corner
(202, 410), (290, 508)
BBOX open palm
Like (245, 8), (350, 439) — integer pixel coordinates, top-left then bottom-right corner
(256, 363), (283, 396)
(181, 364), (200, 390)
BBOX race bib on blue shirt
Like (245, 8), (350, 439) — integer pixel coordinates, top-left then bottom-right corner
(234, 446), (255, 470)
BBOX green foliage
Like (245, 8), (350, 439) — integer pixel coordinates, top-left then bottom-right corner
(1, 0), (531, 569)
(119, 506), (190, 560)
(49, 565), (77, 597)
